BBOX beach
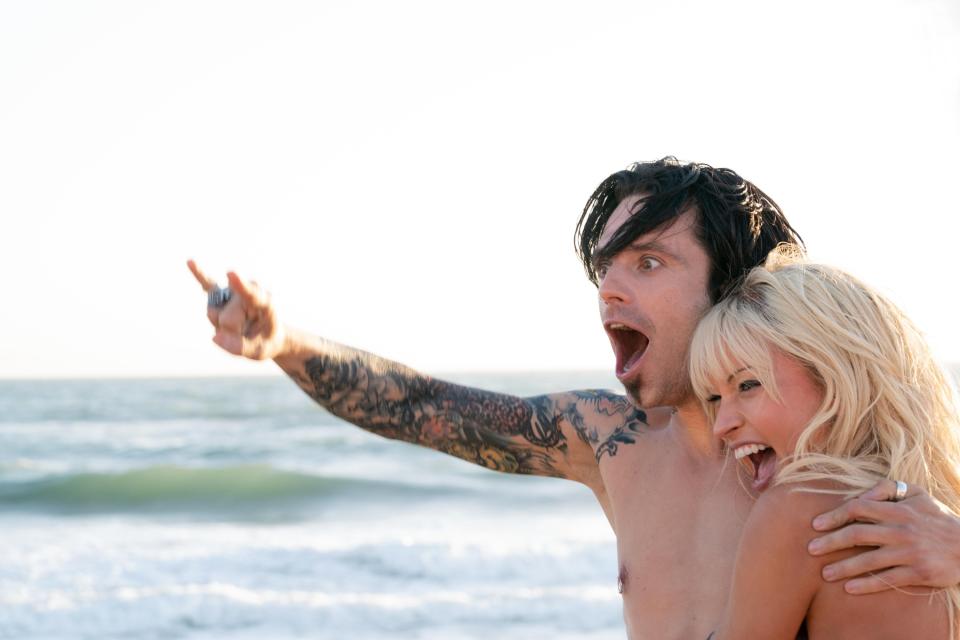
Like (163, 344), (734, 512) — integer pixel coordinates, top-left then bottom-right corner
(6, 367), (958, 639)
(1, 373), (624, 640)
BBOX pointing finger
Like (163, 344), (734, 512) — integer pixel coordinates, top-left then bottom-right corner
(187, 259), (218, 292)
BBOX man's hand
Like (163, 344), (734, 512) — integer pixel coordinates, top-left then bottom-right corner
(807, 479), (960, 594)
(187, 260), (287, 360)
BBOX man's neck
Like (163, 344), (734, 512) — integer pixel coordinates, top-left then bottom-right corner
(668, 399), (723, 460)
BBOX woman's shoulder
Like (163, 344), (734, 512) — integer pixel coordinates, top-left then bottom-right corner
(737, 481), (852, 594)
(731, 482), (846, 604)
(753, 482), (951, 639)
(716, 482), (848, 638)
(746, 480), (846, 547)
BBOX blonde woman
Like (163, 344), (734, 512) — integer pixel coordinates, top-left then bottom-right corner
(690, 248), (960, 639)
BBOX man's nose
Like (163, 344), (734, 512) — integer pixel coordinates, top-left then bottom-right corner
(598, 265), (630, 305)
(712, 401), (742, 439)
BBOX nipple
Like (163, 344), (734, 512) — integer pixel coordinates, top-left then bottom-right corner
(617, 564), (628, 594)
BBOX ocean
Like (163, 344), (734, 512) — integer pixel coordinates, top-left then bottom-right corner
(0, 373), (625, 640)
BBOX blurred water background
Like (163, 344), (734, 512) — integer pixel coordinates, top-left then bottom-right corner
(0, 372), (626, 640)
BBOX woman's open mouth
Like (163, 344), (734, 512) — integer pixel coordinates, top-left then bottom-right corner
(733, 443), (778, 491)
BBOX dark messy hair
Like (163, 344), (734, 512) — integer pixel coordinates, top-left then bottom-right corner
(575, 157), (805, 303)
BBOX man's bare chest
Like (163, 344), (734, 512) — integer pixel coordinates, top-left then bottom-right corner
(598, 446), (751, 638)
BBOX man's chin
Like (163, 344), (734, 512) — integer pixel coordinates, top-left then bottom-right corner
(621, 382), (644, 407)
(622, 378), (692, 409)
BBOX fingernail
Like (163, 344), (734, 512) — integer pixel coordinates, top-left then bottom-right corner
(845, 581), (863, 594)
(812, 516), (827, 530)
(808, 539), (822, 554)
(821, 565), (835, 580)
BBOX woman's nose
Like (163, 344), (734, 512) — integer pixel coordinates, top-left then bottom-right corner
(712, 401), (742, 439)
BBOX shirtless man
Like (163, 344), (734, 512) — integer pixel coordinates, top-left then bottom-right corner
(189, 158), (960, 639)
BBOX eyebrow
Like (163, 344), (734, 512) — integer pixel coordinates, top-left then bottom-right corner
(727, 367), (750, 383)
(626, 239), (679, 258)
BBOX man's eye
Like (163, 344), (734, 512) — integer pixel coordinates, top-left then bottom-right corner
(739, 380), (761, 392)
(639, 257), (662, 271)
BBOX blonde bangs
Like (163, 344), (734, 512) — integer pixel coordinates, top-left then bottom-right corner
(689, 295), (779, 421)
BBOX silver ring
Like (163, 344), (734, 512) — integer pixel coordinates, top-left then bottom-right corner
(891, 480), (908, 502)
(207, 286), (232, 309)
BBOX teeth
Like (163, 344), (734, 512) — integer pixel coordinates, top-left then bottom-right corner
(733, 443), (769, 460)
(609, 323), (631, 331)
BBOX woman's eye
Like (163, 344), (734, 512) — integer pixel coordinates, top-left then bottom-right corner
(705, 394), (721, 403)
(639, 257), (662, 271)
(739, 379), (761, 392)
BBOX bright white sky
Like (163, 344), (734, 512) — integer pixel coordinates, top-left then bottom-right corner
(2, 0), (958, 379)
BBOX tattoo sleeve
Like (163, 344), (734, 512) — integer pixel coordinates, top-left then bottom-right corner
(274, 336), (637, 479)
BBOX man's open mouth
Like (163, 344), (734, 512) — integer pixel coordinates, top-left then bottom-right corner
(606, 322), (650, 380)
(733, 443), (778, 491)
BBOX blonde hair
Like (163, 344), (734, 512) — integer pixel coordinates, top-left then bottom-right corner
(689, 245), (960, 630)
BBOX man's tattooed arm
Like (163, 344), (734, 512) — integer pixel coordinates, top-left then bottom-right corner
(273, 332), (636, 483)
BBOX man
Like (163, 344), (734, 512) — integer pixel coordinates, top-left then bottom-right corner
(189, 158), (960, 639)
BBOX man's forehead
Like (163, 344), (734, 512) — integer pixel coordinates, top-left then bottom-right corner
(598, 195), (697, 253)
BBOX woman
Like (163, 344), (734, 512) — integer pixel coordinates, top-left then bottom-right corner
(689, 247), (960, 639)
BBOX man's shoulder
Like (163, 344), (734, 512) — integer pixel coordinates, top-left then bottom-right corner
(554, 392), (673, 462)
(557, 388), (636, 413)
(550, 389), (641, 430)
(556, 390), (671, 426)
